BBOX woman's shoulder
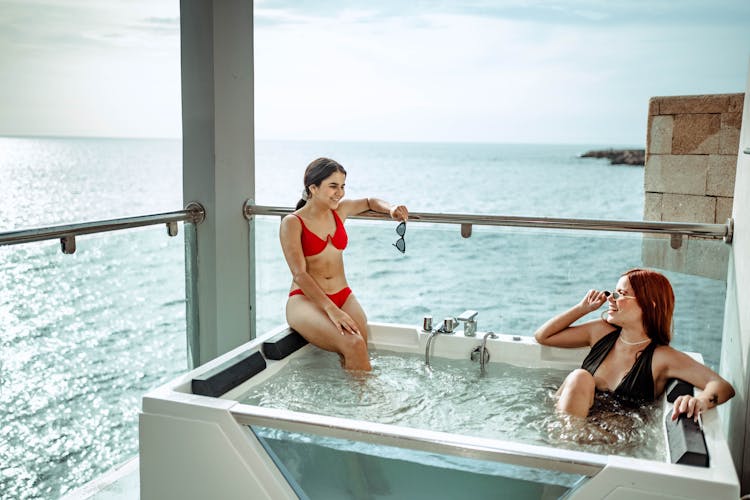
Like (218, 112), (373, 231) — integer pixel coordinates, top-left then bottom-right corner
(652, 344), (679, 356)
(334, 199), (357, 218)
(589, 321), (619, 345)
(280, 213), (303, 230)
(651, 344), (696, 370)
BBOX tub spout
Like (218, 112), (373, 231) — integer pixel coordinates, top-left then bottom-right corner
(425, 329), (440, 367)
(425, 318), (460, 367)
(479, 331), (497, 375)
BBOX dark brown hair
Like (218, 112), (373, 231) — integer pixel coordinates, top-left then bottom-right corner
(296, 158), (347, 210)
(623, 268), (674, 345)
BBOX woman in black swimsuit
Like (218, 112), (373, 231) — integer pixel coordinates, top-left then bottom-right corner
(534, 268), (734, 419)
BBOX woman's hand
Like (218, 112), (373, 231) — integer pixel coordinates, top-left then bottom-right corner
(671, 394), (708, 422)
(579, 289), (608, 313)
(389, 204), (409, 221)
(325, 306), (362, 337)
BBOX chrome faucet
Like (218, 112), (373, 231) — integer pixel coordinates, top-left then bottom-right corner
(425, 317), (459, 367)
(425, 328), (439, 368)
(470, 331), (498, 375)
(457, 310), (478, 336)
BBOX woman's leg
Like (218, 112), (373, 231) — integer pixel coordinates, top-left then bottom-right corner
(340, 293), (368, 343)
(286, 294), (371, 371)
(556, 369), (596, 417)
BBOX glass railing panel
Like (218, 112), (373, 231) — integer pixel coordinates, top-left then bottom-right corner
(249, 426), (586, 500)
(254, 215), (295, 335)
(253, 215), (728, 370)
(0, 225), (188, 498)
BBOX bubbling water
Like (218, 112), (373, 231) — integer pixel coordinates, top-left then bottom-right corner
(241, 348), (666, 461)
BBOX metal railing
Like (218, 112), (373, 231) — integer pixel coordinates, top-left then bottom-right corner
(1, 200), (732, 255)
(0, 202), (205, 254)
(243, 203), (733, 243)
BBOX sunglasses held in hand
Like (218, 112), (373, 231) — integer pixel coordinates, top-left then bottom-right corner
(393, 221), (406, 253)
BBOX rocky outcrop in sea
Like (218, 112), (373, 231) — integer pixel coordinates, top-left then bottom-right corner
(580, 148), (645, 166)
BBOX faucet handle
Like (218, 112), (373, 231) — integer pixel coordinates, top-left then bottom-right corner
(441, 317), (459, 333)
(457, 310), (478, 322)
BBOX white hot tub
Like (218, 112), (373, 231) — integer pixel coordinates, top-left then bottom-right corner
(139, 323), (739, 499)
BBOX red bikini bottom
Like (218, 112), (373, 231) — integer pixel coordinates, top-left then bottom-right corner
(288, 287), (353, 309)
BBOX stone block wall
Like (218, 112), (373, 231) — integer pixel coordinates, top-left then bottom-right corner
(645, 93), (743, 224)
(643, 93), (743, 280)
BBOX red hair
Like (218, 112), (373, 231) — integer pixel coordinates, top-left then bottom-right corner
(623, 268), (674, 345)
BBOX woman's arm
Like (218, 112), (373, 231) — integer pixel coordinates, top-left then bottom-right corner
(338, 198), (408, 221)
(533, 290), (610, 348)
(279, 215), (361, 335)
(665, 349), (735, 421)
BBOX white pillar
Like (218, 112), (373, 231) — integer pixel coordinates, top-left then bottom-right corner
(180, 0), (254, 365)
(722, 59), (750, 493)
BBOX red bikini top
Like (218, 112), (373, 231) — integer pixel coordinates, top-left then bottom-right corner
(293, 210), (348, 256)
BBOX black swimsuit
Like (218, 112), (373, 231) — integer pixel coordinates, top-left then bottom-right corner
(581, 328), (657, 403)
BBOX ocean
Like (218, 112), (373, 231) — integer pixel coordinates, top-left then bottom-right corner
(0, 137), (727, 498)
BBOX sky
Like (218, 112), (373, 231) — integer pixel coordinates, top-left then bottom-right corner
(0, 0), (749, 145)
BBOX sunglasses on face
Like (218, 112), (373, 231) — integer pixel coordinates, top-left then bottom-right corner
(605, 290), (636, 300)
(393, 221), (406, 253)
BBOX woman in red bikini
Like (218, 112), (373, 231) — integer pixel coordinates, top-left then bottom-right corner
(280, 157), (408, 371)
(534, 268), (734, 419)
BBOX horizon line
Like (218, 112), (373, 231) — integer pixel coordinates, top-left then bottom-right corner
(0, 133), (645, 149)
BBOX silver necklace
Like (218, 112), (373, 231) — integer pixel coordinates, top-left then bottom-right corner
(619, 335), (650, 346)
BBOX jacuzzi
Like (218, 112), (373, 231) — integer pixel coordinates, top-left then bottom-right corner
(139, 323), (740, 499)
